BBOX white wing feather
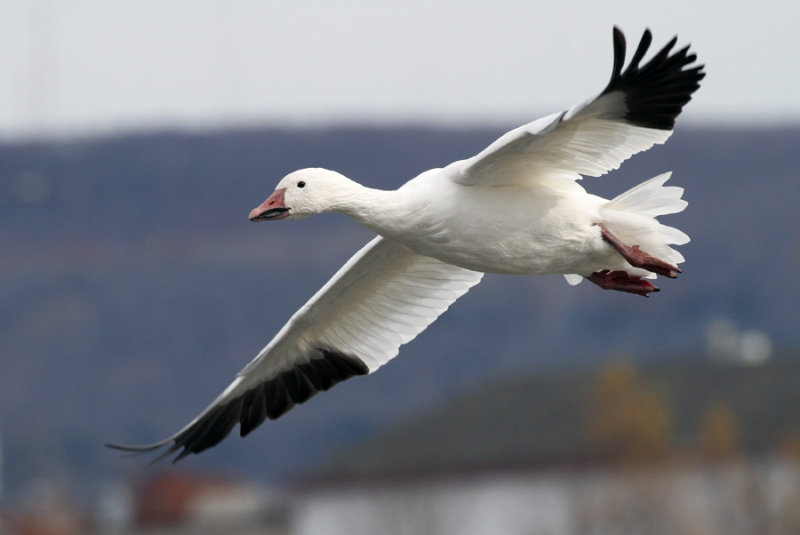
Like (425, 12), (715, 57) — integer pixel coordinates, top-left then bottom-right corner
(108, 237), (483, 460)
(239, 236), (483, 380)
(447, 28), (703, 187)
(447, 94), (670, 188)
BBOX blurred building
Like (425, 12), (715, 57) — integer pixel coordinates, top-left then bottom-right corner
(3, 471), (288, 535)
(125, 472), (287, 535)
(290, 355), (800, 535)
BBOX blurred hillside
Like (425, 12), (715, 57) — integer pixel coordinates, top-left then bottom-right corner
(307, 356), (800, 484)
(1, 125), (798, 504)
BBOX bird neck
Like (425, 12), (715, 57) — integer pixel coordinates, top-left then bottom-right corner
(335, 182), (416, 238)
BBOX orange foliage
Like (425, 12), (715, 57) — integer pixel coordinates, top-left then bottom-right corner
(587, 360), (672, 464)
(698, 402), (740, 460)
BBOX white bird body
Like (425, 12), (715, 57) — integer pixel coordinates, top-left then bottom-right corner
(389, 172), (597, 275)
(108, 27), (704, 462)
(287, 168), (604, 275)
(272, 160), (686, 279)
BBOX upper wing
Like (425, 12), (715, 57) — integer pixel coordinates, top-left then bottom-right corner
(447, 27), (705, 187)
(107, 237), (483, 461)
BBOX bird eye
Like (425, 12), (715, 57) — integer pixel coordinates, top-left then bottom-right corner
(297, 181), (306, 188)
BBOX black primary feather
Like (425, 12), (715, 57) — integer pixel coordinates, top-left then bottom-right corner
(602, 27), (705, 130)
(106, 348), (368, 463)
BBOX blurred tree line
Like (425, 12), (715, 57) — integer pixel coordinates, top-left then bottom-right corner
(587, 359), (748, 463)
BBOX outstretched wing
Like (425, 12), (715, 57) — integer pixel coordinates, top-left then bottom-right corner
(447, 27), (705, 187)
(107, 237), (483, 462)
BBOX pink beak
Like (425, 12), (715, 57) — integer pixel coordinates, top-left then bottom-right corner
(249, 188), (290, 221)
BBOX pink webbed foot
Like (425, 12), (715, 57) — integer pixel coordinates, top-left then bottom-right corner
(587, 270), (660, 297)
(595, 222), (681, 279)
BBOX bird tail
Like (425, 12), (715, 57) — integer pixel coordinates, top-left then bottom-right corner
(564, 172), (690, 285)
(606, 171), (688, 220)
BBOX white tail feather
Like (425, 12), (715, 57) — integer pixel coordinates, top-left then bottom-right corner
(563, 171), (689, 286)
(603, 171), (690, 265)
(607, 172), (687, 217)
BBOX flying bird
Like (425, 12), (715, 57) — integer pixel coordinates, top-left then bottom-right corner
(108, 27), (704, 462)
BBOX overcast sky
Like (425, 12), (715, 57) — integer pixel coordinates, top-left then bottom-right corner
(2, 0), (798, 139)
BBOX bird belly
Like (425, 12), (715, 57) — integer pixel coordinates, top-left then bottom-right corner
(394, 195), (613, 276)
(406, 226), (607, 275)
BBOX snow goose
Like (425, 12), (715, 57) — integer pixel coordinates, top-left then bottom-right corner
(108, 27), (704, 461)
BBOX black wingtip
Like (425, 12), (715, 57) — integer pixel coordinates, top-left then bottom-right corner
(105, 439), (183, 465)
(603, 27), (705, 130)
(107, 348), (371, 464)
(610, 27), (627, 82)
(105, 441), (168, 453)
(629, 29), (653, 71)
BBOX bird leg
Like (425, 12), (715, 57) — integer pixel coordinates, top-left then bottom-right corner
(587, 270), (659, 297)
(595, 222), (681, 278)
